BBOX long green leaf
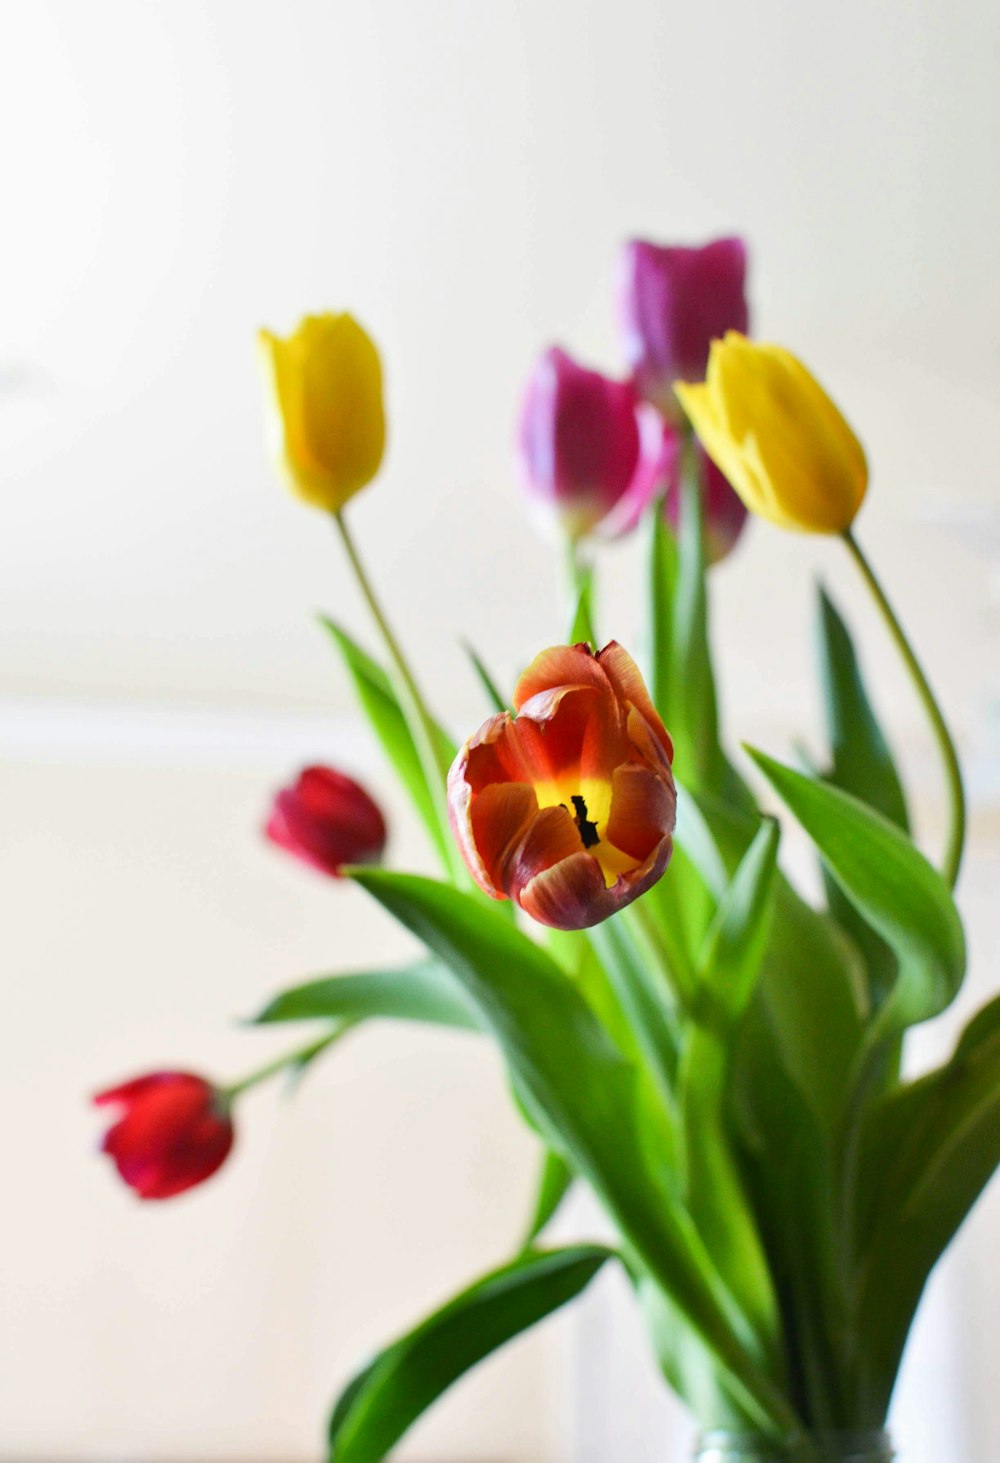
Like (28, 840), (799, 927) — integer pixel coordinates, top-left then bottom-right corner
(747, 749), (966, 1045)
(522, 1148), (576, 1247)
(321, 616), (455, 868)
(351, 868), (801, 1436)
(817, 588), (909, 1011)
(679, 821), (783, 1361)
(254, 960), (483, 1032)
(328, 1246), (614, 1462)
(851, 994), (1000, 1415)
(463, 641), (510, 715)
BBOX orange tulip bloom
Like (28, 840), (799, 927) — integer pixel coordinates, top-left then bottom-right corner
(448, 642), (676, 930)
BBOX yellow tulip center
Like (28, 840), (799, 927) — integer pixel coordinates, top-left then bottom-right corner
(532, 775), (640, 888)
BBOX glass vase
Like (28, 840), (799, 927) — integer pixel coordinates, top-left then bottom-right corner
(693, 1431), (894, 1463)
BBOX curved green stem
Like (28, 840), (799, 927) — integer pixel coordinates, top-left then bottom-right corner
(842, 529), (965, 887)
(222, 1026), (350, 1103)
(333, 512), (462, 880)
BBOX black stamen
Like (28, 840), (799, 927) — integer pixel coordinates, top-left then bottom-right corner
(570, 794), (600, 848)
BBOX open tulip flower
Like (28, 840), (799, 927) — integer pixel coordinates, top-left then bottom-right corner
(676, 332), (868, 534)
(448, 642), (676, 929)
(265, 765), (387, 877)
(94, 1072), (234, 1201)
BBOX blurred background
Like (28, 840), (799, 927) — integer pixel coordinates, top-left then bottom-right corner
(2, 0), (999, 1458)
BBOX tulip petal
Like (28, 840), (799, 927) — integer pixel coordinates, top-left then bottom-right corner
(514, 644), (610, 709)
(597, 642), (673, 761)
(517, 848), (612, 930)
(467, 781), (539, 897)
(605, 764), (677, 862)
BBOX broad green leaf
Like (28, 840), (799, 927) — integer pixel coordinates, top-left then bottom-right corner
(320, 617), (455, 868)
(522, 1148), (575, 1247)
(694, 819), (780, 1028)
(639, 1275), (758, 1432)
(568, 563), (597, 647)
(588, 912), (680, 1100)
(683, 787), (866, 1135)
(747, 749), (966, 1045)
(678, 822), (783, 1360)
(351, 869), (801, 1436)
(672, 465), (723, 791)
(328, 1246), (614, 1462)
(463, 641), (510, 715)
(254, 960), (483, 1032)
(817, 588), (909, 832)
(817, 588), (909, 1010)
(851, 994), (1000, 1415)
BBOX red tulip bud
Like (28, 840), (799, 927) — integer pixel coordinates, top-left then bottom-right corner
(265, 765), (387, 877)
(94, 1071), (234, 1201)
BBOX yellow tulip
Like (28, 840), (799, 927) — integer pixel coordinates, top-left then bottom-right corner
(257, 313), (386, 513)
(674, 333), (867, 534)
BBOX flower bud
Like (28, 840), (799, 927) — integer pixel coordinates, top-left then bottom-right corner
(675, 333), (868, 534)
(516, 347), (652, 540)
(618, 237), (749, 417)
(94, 1072), (233, 1200)
(265, 765), (387, 877)
(448, 642), (676, 930)
(599, 409), (748, 564)
(257, 313), (385, 513)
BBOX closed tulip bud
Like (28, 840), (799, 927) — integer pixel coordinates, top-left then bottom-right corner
(619, 237), (749, 417)
(265, 765), (387, 877)
(257, 313), (386, 513)
(675, 333), (868, 534)
(94, 1072), (234, 1200)
(448, 642), (676, 930)
(516, 347), (655, 540)
(599, 409), (748, 564)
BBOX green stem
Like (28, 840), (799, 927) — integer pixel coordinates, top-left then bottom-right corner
(222, 1027), (349, 1103)
(564, 533), (587, 630)
(333, 511), (461, 878)
(842, 529), (966, 887)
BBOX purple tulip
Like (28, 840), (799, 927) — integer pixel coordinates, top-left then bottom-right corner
(516, 347), (650, 540)
(618, 237), (750, 416)
(600, 408), (748, 565)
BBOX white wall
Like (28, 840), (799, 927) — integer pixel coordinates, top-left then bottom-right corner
(2, 1), (1000, 1458)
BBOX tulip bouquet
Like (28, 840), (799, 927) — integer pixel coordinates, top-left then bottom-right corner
(95, 240), (991, 1463)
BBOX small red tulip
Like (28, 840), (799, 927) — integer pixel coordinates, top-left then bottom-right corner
(94, 1072), (234, 1201)
(265, 765), (387, 877)
(448, 642), (676, 930)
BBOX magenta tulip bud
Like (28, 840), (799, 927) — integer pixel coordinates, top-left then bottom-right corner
(600, 409), (748, 565)
(516, 347), (646, 540)
(618, 237), (750, 416)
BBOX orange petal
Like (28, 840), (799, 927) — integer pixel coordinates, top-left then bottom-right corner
(469, 782), (539, 894)
(605, 764), (677, 861)
(514, 643), (610, 711)
(597, 642), (673, 760)
(504, 803), (588, 896)
(517, 849), (611, 930)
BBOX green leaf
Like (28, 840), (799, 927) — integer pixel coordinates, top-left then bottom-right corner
(351, 868), (801, 1436)
(817, 588), (909, 832)
(328, 1246), (614, 1462)
(694, 819), (780, 1028)
(678, 821), (783, 1360)
(747, 749), (966, 1044)
(851, 994), (1000, 1415)
(320, 616), (455, 868)
(253, 960), (483, 1033)
(682, 787), (867, 1135)
(522, 1149), (575, 1247)
(568, 562), (597, 647)
(463, 641), (510, 715)
(817, 588), (909, 1011)
(648, 498), (678, 719)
